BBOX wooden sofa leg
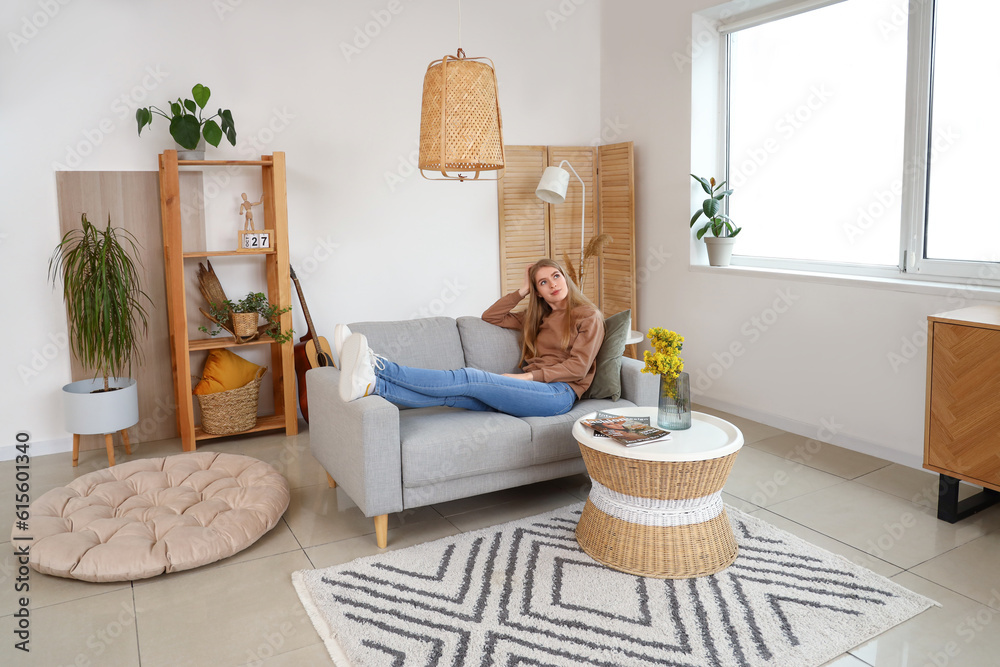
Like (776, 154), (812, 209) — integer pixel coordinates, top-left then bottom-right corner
(326, 472), (337, 488)
(374, 514), (388, 548)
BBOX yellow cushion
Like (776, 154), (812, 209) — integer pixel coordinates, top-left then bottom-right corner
(193, 349), (263, 395)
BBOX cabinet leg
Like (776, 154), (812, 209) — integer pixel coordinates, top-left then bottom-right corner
(374, 514), (388, 549)
(72, 434), (80, 467)
(121, 429), (131, 455)
(937, 474), (1000, 523)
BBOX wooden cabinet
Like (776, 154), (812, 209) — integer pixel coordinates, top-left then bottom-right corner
(158, 150), (298, 451)
(924, 305), (1000, 521)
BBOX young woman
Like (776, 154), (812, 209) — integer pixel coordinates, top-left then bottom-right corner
(336, 258), (604, 418)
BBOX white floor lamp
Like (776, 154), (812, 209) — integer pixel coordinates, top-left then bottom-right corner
(535, 160), (585, 272)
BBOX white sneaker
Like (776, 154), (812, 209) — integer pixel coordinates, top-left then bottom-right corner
(333, 324), (352, 363)
(338, 333), (383, 402)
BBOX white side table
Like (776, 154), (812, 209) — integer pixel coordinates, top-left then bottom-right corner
(572, 407), (744, 578)
(625, 329), (643, 359)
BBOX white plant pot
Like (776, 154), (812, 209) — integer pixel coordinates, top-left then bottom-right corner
(62, 377), (139, 435)
(176, 137), (206, 160)
(704, 237), (736, 267)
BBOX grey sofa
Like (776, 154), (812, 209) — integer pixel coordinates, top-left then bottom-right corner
(306, 315), (657, 547)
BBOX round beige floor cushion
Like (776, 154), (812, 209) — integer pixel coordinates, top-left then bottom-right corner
(17, 452), (290, 582)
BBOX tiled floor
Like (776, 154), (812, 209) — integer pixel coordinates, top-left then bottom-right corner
(3, 407), (1000, 666)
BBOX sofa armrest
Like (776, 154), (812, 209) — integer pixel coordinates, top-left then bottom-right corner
(619, 357), (658, 407)
(306, 366), (404, 518)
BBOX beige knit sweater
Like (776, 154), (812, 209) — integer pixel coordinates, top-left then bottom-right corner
(482, 290), (604, 398)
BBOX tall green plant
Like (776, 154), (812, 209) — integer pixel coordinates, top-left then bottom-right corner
(48, 214), (152, 391)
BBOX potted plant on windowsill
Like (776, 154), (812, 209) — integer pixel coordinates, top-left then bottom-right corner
(135, 83), (236, 159)
(690, 174), (741, 267)
(49, 214), (151, 465)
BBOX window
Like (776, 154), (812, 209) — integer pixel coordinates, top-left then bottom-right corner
(924, 0), (1000, 265)
(713, 0), (1000, 283)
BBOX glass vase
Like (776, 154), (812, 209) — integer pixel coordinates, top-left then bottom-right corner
(657, 371), (691, 430)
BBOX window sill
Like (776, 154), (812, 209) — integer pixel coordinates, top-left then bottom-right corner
(689, 262), (1000, 302)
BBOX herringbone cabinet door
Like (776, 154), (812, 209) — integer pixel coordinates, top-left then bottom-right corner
(927, 322), (1000, 485)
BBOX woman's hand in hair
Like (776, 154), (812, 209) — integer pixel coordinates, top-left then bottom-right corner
(518, 264), (533, 298)
(519, 264), (534, 298)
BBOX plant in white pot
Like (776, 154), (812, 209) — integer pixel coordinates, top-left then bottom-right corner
(49, 214), (151, 466)
(690, 174), (741, 267)
(135, 83), (237, 159)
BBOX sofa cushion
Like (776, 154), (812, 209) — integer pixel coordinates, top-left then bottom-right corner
(350, 317), (465, 370)
(399, 407), (533, 487)
(582, 309), (632, 401)
(524, 397), (637, 464)
(456, 316), (522, 374)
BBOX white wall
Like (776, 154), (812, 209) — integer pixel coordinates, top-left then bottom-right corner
(601, 0), (997, 468)
(0, 0), (601, 453)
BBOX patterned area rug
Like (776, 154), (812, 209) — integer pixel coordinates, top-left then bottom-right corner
(293, 503), (935, 666)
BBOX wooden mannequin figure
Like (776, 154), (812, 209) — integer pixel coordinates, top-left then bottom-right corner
(240, 192), (264, 230)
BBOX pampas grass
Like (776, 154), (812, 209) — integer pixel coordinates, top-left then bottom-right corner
(562, 233), (613, 293)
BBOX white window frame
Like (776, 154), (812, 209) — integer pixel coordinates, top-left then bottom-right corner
(700, 0), (1000, 288)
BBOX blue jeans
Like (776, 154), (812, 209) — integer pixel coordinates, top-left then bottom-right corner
(373, 360), (577, 417)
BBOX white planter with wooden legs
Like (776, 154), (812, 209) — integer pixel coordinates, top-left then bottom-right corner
(63, 377), (138, 467)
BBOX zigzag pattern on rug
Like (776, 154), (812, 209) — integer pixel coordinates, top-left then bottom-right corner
(294, 504), (935, 667)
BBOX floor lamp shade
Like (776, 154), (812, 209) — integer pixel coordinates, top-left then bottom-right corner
(419, 49), (505, 181)
(535, 166), (571, 204)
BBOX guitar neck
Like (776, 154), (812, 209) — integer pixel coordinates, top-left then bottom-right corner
(291, 273), (320, 340)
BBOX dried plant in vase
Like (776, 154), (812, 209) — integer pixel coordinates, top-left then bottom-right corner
(561, 233), (613, 293)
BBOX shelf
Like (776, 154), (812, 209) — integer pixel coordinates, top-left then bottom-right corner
(183, 249), (275, 258)
(194, 414), (287, 440)
(159, 149), (297, 452)
(189, 335), (277, 352)
(178, 159), (270, 166)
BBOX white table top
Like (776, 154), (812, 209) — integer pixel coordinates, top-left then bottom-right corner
(626, 330), (644, 345)
(573, 407), (744, 462)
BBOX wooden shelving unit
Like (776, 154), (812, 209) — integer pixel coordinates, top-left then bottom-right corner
(158, 150), (298, 451)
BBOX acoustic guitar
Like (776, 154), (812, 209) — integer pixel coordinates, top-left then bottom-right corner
(290, 266), (335, 423)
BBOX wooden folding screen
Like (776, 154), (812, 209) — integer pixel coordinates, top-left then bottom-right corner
(497, 142), (635, 324)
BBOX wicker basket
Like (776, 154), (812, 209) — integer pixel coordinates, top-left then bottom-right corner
(196, 367), (266, 435)
(230, 311), (259, 343)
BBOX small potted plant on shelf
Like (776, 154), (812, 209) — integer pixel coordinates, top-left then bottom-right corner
(200, 291), (293, 344)
(49, 214), (152, 450)
(135, 83), (237, 159)
(690, 174), (741, 267)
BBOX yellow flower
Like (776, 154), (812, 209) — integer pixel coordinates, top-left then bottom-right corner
(640, 327), (685, 382)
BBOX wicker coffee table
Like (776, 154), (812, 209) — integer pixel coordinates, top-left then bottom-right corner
(572, 407), (744, 579)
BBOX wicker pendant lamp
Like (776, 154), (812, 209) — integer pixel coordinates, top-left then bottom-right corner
(418, 3), (504, 181)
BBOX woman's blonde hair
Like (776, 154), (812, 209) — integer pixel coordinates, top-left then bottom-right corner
(520, 258), (600, 363)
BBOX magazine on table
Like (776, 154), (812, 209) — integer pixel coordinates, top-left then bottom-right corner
(581, 411), (671, 447)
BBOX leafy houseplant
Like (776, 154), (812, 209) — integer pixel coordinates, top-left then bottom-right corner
(640, 327), (691, 429)
(49, 214), (151, 393)
(135, 83), (236, 151)
(690, 174), (741, 267)
(200, 291), (293, 345)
